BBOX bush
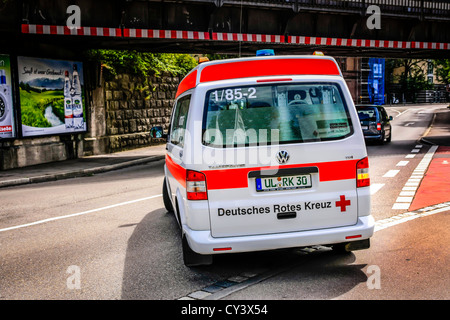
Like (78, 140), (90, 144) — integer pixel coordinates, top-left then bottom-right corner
(85, 50), (198, 80)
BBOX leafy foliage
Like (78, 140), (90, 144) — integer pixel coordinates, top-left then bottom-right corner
(434, 59), (450, 84)
(385, 58), (435, 102)
(86, 50), (198, 80)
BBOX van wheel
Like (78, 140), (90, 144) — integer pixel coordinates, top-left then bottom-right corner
(182, 235), (213, 267)
(386, 132), (392, 143)
(162, 177), (174, 213)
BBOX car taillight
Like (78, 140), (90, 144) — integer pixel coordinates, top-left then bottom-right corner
(356, 157), (370, 188)
(186, 170), (208, 200)
(376, 123), (382, 131)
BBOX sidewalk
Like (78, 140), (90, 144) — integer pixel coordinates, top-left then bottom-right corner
(420, 104), (450, 147)
(0, 144), (166, 188)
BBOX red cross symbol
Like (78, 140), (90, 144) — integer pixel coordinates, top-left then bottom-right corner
(336, 195), (351, 212)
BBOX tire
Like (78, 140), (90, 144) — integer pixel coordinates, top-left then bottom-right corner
(386, 130), (392, 143)
(182, 235), (213, 267)
(162, 177), (174, 213)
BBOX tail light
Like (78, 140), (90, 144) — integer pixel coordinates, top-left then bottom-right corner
(376, 123), (382, 131)
(356, 157), (370, 188)
(186, 170), (208, 200)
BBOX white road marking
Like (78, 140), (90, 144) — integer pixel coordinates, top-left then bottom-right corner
(0, 194), (163, 233)
(391, 145), (438, 210)
(393, 109), (410, 118)
(402, 186), (417, 191)
(395, 196), (413, 203)
(376, 202), (450, 232)
(390, 109), (402, 117)
(396, 161), (409, 166)
(383, 170), (400, 178)
(370, 183), (385, 195)
(392, 203), (410, 210)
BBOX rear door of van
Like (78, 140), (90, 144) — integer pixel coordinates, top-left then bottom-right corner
(357, 105), (380, 137)
(201, 78), (367, 238)
(165, 93), (191, 209)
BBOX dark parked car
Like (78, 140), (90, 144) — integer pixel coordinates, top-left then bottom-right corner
(356, 105), (392, 144)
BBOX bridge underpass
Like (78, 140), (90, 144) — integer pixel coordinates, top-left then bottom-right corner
(1, 0), (449, 58)
(0, 0), (448, 169)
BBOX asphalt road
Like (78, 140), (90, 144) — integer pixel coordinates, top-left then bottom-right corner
(0, 104), (448, 303)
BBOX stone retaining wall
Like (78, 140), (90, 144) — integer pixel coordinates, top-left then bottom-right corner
(81, 72), (178, 156)
(101, 73), (177, 153)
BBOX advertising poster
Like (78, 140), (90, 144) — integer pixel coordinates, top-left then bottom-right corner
(17, 56), (86, 137)
(0, 54), (16, 138)
(368, 58), (385, 105)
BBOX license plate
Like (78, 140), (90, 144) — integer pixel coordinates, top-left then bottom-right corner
(256, 174), (312, 192)
(361, 126), (369, 130)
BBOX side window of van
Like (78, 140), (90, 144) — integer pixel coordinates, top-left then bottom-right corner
(170, 95), (191, 147)
(380, 107), (389, 121)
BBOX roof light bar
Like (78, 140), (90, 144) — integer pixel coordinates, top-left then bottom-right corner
(256, 49), (275, 56)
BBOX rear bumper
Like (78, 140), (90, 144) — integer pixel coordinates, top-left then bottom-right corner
(363, 133), (383, 140)
(184, 215), (375, 255)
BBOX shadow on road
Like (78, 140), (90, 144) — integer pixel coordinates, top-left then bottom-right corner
(121, 209), (369, 300)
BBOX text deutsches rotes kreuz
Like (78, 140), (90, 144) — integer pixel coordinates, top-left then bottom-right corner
(217, 200), (350, 217)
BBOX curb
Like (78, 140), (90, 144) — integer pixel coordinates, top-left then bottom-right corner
(419, 106), (450, 147)
(375, 201), (450, 232)
(0, 155), (165, 188)
(420, 137), (439, 146)
(419, 111), (437, 146)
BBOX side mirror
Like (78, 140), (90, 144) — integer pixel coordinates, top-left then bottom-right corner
(389, 116), (393, 121)
(150, 126), (167, 139)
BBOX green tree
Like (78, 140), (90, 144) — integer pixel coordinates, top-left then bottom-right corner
(434, 59), (450, 84)
(386, 58), (433, 103)
(85, 50), (197, 80)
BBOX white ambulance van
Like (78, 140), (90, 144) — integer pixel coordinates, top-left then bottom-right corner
(158, 51), (374, 266)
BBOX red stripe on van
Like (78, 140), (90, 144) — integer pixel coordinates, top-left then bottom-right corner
(166, 155), (186, 187)
(166, 155), (358, 190)
(199, 59), (340, 83)
(175, 69), (197, 98)
(204, 160), (358, 190)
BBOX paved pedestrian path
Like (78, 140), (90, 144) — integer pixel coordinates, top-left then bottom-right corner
(0, 144), (166, 188)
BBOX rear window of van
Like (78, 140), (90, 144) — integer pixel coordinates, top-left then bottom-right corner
(357, 106), (378, 121)
(202, 82), (354, 147)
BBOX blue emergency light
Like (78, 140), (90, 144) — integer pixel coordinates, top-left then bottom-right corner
(256, 49), (275, 56)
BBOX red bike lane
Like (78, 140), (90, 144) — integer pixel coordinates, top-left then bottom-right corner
(409, 146), (450, 211)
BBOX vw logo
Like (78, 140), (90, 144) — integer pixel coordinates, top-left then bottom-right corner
(276, 150), (290, 164)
